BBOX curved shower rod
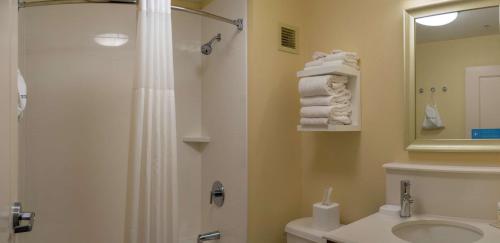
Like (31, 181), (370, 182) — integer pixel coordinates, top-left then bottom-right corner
(18, 0), (244, 31)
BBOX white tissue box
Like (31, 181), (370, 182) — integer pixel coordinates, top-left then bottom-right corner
(312, 202), (340, 231)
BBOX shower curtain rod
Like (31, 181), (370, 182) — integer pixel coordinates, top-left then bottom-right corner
(18, 0), (244, 31)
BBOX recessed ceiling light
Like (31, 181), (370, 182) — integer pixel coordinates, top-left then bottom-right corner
(94, 33), (129, 47)
(416, 12), (458, 26)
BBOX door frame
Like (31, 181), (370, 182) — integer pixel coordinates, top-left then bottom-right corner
(465, 65), (500, 138)
(0, 0), (18, 241)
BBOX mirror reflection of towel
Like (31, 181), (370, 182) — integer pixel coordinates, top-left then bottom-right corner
(422, 104), (444, 130)
(17, 70), (27, 120)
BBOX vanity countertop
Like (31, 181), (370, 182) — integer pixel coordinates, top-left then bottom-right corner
(324, 213), (500, 243)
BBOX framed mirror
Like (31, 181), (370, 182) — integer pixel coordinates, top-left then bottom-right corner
(405, 0), (500, 152)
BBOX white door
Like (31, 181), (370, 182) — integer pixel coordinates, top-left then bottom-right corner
(465, 65), (500, 138)
(0, 0), (19, 242)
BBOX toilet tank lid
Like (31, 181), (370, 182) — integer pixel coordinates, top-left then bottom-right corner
(285, 217), (326, 243)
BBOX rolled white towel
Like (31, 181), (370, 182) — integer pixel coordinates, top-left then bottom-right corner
(331, 75), (349, 83)
(300, 118), (329, 126)
(330, 115), (352, 125)
(332, 110), (352, 117)
(331, 89), (351, 98)
(334, 92), (352, 103)
(312, 51), (328, 60)
(323, 60), (359, 70)
(305, 59), (324, 68)
(331, 82), (347, 90)
(300, 92), (352, 107)
(331, 102), (352, 113)
(298, 75), (348, 97)
(300, 106), (333, 118)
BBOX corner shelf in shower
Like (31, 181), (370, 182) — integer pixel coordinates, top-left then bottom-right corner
(296, 65), (361, 132)
(182, 136), (211, 143)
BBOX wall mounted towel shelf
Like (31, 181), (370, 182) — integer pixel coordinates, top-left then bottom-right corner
(297, 65), (361, 132)
(182, 136), (211, 143)
(297, 124), (361, 132)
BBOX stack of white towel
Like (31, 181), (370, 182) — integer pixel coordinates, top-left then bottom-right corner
(304, 50), (360, 70)
(299, 75), (352, 126)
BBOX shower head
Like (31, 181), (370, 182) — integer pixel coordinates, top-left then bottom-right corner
(201, 33), (221, 55)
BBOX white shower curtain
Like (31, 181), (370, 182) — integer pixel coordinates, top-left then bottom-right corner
(125, 0), (178, 243)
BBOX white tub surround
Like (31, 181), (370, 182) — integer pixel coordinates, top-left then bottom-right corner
(324, 213), (500, 243)
(324, 162), (500, 243)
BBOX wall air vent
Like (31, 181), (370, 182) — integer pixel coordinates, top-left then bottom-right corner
(279, 24), (298, 54)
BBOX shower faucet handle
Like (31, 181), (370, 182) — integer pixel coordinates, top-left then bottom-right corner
(209, 181), (225, 207)
(12, 202), (35, 234)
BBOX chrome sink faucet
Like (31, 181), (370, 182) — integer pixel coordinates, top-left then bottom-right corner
(400, 180), (414, 218)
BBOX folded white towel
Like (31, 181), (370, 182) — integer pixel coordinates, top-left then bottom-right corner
(324, 55), (359, 63)
(300, 118), (329, 126)
(323, 60), (359, 70)
(312, 51), (328, 60)
(301, 106), (333, 118)
(328, 51), (359, 61)
(300, 116), (352, 126)
(304, 66), (321, 71)
(305, 59), (324, 68)
(300, 93), (351, 106)
(301, 96), (334, 107)
(298, 75), (348, 97)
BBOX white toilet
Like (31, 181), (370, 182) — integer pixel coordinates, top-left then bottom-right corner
(285, 217), (330, 243)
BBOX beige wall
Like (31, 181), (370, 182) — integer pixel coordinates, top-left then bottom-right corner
(416, 34), (500, 139)
(247, 0), (308, 242)
(173, 0), (215, 9)
(248, 1), (500, 243)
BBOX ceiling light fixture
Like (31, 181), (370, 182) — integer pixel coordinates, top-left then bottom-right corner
(416, 12), (458, 26)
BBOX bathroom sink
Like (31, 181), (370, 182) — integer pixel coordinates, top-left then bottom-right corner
(392, 219), (484, 243)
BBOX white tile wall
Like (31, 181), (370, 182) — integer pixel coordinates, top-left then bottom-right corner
(172, 10), (203, 242)
(19, 2), (247, 243)
(201, 0), (247, 242)
(18, 4), (136, 243)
